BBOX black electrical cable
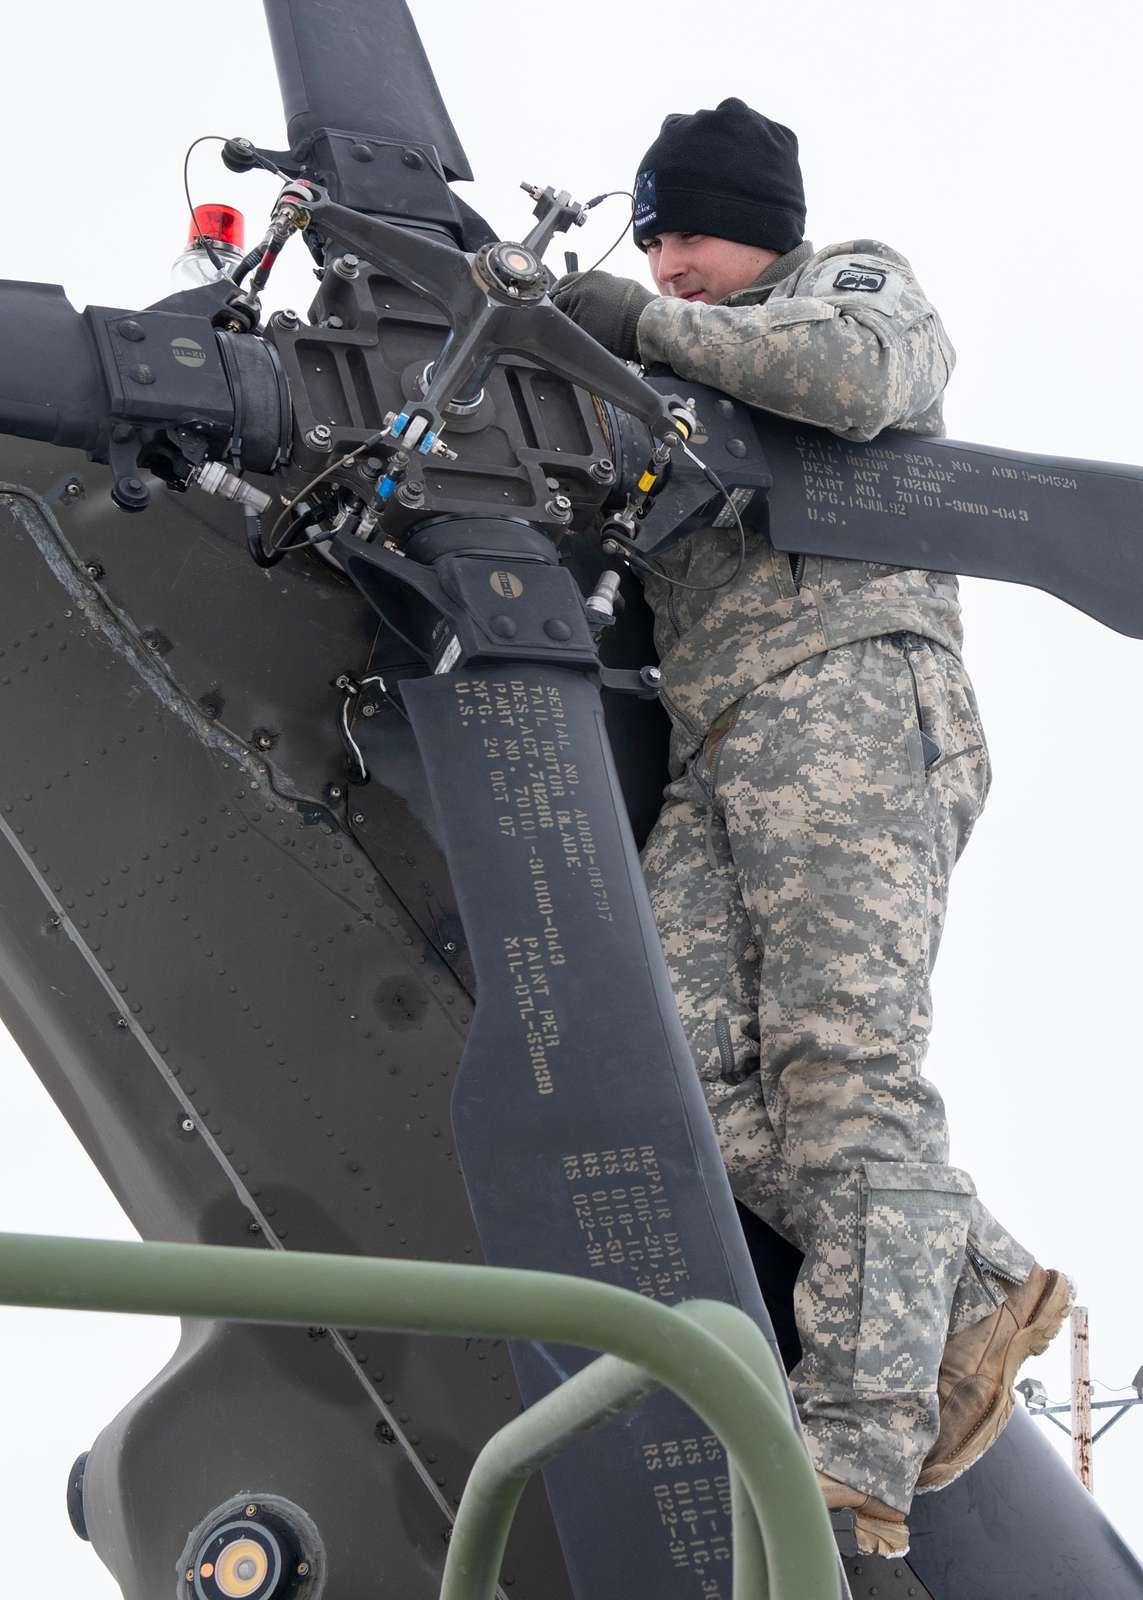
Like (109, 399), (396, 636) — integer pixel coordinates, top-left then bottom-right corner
(580, 190), (636, 274)
(244, 504), (297, 569)
(182, 134), (294, 279)
(182, 136), (228, 272)
(271, 511), (338, 555)
(610, 445), (747, 593)
(263, 430), (387, 555)
(229, 242), (266, 287)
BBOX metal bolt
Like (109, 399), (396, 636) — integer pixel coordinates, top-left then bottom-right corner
(352, 812), (365, 824)
(328, 785), (342, 800)
(360, 702), (378, 717)
(85, 562), (105, 579)
(640, 665), (662, 687)
(180, 1117), (195, 1133)
(545, 476), (561, 491)
(247, 1221), (261, 1235)
(253, 729), (275, 751)
(333, 254), (360, 279)
(396, 479), (424, 506)
(589, 458), (615, 484)
(244, 1503), (258, 1518)
(297, 1562), (310, 1577)
(273, 308), (299, 330)
(64, 479), (83, 499)
(306, 424), (333, 450)
(186, 1568), (194, 1582)
(322, 315), (345, 329)
(47, 914), (61, 929)
(545, 496), (572, 520)
(444, 941), (457, 953)
(601, 538), (623, 556)
(115, 1016), (128, 1030)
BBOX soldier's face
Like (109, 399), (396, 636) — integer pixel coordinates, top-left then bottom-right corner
(644, 232), (781, 304)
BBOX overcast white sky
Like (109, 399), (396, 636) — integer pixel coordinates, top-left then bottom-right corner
(2, 1), (1141, 1592)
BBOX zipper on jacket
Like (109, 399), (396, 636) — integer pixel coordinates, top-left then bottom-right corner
(967, 1242), (1026, 1290)
(716, 1012), (747, 1084)
(900, 638), (942, 769)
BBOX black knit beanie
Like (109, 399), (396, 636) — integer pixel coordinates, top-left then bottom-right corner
(632, 98), (806, 255)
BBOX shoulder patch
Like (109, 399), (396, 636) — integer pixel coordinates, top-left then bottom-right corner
(834, 266), (887, 293)
(804, 255), (907, 316)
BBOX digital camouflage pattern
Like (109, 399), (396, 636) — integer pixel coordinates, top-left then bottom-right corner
(630, 241), (1039, 1508)
(635, 241), (964, 773)
(642, 635), (1036, 1506)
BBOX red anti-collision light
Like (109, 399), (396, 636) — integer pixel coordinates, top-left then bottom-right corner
(187, 204), (245, 250)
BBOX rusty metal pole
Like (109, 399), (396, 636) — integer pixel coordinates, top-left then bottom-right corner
(1071, 1303), (1094, 1491)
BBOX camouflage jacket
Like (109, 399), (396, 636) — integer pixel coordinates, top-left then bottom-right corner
(633, 239), (964, 769)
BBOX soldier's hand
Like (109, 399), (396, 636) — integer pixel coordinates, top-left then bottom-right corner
(550, 270), (655, 363)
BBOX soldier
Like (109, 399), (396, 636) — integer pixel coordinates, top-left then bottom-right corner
(553, 98), (1071, 1554)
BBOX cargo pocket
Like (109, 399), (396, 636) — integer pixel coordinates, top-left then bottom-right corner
(854, 1161), (975, 1394)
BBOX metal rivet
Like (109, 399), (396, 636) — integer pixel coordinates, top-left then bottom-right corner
(128, 364), (155, 385)
(726, 437), (747, 458)
(544, 618), (572, 641)
(490, 614), (517, 638)
(401, 148), (424, 169)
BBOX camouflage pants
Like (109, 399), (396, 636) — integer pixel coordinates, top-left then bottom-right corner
(642, 634), (1036, 1509)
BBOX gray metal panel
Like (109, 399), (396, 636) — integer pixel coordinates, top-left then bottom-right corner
(0, 441), (568, 1598)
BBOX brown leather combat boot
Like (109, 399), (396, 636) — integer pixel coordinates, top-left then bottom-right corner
(816, 1471), (909, 1556)
(916, 1263), (1073, 1493)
